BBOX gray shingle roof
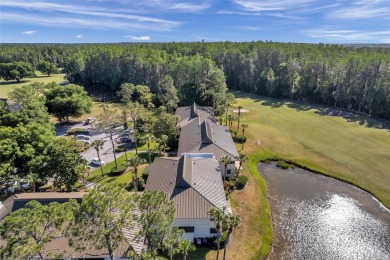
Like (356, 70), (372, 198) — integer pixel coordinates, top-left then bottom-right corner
(145, 155), (227, 219)
(177, 119), (239, 160)
(175, 104), (216, 128)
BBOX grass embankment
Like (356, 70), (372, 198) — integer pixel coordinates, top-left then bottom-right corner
(213, 91), (390, 260)
(0, 72), (65, 98)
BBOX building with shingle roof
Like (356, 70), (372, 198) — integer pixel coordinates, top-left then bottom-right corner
(145, 154), (228, 242)
(175, 102), (217, 128)
(175, 103), (239, 177)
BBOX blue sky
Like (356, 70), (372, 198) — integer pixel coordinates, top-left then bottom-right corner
(1, 0), (390, 43)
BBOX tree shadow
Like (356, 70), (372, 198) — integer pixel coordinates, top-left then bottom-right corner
(286, 102), (313, 111)
(232, 90), (390, 131)
(315, 108), (390, 130)
(0, 80), (29, 86)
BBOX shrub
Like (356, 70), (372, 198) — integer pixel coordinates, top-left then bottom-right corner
(74, 140), (90, 152)
(109, 166), (126, 176)
(230, 129), (237, 136)
(233, 135), (247, 143)
(142, 170), (149, 181)
(114, 146), (125, 153)
(39, 184), (53, 192)
(276, 161), (295, 169)
(67, 128), (89, 136)
(138, 178), (145, 191)
(237, 175), (248, 189)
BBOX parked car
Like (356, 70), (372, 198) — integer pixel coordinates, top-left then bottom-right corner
(91, 158), (105, 166)
(75, 134), (90, 141)
(116, 137), (132, 144)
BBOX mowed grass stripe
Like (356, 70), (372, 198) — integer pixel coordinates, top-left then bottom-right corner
(235, 91), (390, 208)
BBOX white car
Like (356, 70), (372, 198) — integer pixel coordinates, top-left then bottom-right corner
(91, 158), (105, 166)
(75, 134), (90, 141)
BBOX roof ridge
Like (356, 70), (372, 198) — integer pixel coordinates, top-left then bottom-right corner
(190, 185), (216, 208)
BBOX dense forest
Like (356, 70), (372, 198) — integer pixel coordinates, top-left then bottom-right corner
(1, 42), (390, 119)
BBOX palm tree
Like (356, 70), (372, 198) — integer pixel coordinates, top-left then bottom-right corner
(159, 134), (169, 154)
(127, 102), (146, 155)
(26, 173), (42, 193)
(145, 134), (156, 164)
(220, 155), (231, 182)
(236, 153), (248, 177)
(128, 155), (145, 191)
(177, 239), (195, 260)
(163, 227), (184, 260)
(92, 139), (106, 177)
(235, 106), (243, 136)
(209, 207), (227, 260)
(223, 213), (241, 260)
(241, 123), (248, 150)
(98, 105), (119, 169)
(228, 114), (237, 130)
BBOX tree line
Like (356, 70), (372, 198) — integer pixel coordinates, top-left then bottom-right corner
(1, 42), (389, 118)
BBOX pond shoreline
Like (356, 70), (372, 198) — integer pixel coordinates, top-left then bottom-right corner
(258, 158), (390, 212)
(257, 160), (390, 260)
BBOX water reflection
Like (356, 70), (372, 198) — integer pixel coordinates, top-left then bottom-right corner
(259, 162), (390, 260)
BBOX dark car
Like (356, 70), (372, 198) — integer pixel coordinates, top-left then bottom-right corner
(116, 137), (132, 144)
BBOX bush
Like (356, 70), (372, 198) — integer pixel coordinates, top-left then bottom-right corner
(109, 166), (126, 176)
(39, 184), (53, 192)
(114, 146), (125, 153)
(237, 175), (248, 189)
(230, 129), (237, 136)
(74, 140), (90, 152)
(142, 170), (149, 181)
(233, 135), (247, 143)
(276, 161), (295, 169)
(67, 128), (89, 136)
(138, 178), (145, 191)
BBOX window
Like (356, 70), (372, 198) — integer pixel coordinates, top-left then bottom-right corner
(210, 228), (217, 234)
(227, 169), (233, 175)
(179, 226), (194, 233)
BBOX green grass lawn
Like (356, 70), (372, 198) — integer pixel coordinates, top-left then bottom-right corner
(0, 71), (65, 98)
(234, 91), (390, 209)
(87, 142), (158, 186)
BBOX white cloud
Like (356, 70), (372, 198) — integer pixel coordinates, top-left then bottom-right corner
(0, 0), (180, 31)
(235, 26), (262, 31)
(127, 0), (211, 12)
(329, 0), (390, 19)
(233, 0), (314, 11)
(1, 12), (177, 32)
(168, 2), (210, 12)
(302, 27), (390, 42)
(124, 35), (151, 41)
(22, 30), (36, 34)
(75, 34), (83, 38)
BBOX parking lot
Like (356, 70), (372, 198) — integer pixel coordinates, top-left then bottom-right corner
(55, 120), (131, 169)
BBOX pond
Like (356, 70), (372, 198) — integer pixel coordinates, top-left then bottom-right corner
(258, 162), (390, 260)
